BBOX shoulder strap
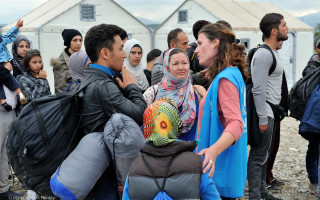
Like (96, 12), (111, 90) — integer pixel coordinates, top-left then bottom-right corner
(191, 52), (195, 62)
(59, 80), (99, 166)
(259, 44), (277, 76)
(141, 154), (175, 192)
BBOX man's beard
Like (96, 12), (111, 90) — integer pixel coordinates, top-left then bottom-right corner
(277, 32), (288, 41)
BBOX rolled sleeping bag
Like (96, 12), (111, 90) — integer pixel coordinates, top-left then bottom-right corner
(50, 132), (110, 200)
(104, 113), (145, 186)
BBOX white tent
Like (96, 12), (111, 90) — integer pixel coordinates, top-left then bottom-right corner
(154, 0), (314, 88)
(2, 0), (152, 93)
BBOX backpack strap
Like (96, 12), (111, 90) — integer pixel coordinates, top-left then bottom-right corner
(59, 80), (100, 166)
(191, 52), (195, 62)
(141, 153), (175, 192)
(64, 80), (81, 92)
(259, 44), (277, 76)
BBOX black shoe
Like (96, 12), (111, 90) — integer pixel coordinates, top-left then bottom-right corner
(266, 184), (282, 191)
(271, 178), (285, 186)
(0, 188), (23, 200)
(1, 102), (12, 111)
(261, 192), (282, 200)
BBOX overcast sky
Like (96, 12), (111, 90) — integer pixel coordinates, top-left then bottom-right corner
(0, 0), (319, 24)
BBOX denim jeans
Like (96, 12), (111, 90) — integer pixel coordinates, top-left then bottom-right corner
(307, 140), (319, 184)
(84, 176), (119, 200)
(0, 66), (20, 100)
(318, 142), (320, 199)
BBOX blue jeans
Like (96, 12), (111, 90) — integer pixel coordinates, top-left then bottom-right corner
(318, 142), (320, 199)
(0, 66), (20, 100)
(84, 177), (119, 200)
(307, 140), (319, 184)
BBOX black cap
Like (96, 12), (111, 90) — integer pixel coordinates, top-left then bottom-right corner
(62, 29), (82, 48)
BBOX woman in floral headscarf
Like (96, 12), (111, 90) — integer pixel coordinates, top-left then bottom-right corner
(143, 48), (206, 141)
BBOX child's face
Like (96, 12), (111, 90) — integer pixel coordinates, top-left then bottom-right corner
(29, 56), (43, 74)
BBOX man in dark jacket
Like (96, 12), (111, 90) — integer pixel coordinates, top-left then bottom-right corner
(80, 24), (147, 200)
(299, 34), (320, 197)
(302, 35), (320, 77)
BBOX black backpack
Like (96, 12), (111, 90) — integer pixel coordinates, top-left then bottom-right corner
(6, 81), (98, 196)
(288, 67), (320, 120)
(246, 44), (277, 146)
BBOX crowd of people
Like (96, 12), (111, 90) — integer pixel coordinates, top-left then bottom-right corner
(0, 11), (319, 200)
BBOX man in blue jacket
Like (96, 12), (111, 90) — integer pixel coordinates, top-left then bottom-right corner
(80, 24), (147, 200)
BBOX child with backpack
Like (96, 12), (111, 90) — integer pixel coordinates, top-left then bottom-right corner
(123, 97), (221, 200)
(0, 19), (27, 111)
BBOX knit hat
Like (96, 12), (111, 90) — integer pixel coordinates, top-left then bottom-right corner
(62, 29), (82, 48)
(314, 35), (320, 47)
(68, 50), (88, 82)
(143, 97), (181, 146)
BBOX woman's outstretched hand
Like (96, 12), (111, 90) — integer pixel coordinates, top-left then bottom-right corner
(198, 146), (219, 177)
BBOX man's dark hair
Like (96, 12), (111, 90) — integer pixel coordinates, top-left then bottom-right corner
(193, 20), (210, 40)
(167, 28), (183, 49)
(119, 28), (128, 41)
(146, 49), (162, 63)
(84, 24), (123, 63)
(259, 13), (284, 39)
(216, 20), (232, 30)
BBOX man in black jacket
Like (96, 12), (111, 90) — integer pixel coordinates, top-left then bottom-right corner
(80, 24), (147, 200)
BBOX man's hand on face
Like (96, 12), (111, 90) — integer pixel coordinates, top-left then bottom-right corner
(116, 65), (137, 90)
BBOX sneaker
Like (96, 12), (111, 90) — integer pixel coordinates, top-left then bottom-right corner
(19, 93), (28, 104)
(270, 178), (285, 186)
(266, 184), (281, 191)
(261, 192), (282, 200)
(1, 102), (12, 111)
(307, 182), (319, 197)
(0, 188), (23, 200)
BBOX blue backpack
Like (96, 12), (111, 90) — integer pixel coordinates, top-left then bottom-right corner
(299, 83), (320, 140)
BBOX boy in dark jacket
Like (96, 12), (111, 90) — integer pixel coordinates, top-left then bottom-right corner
(80, 24), (147, 200)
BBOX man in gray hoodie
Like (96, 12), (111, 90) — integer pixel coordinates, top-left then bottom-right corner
(247, 13), (288, 200)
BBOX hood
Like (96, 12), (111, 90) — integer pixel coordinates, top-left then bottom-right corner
(50, 51), (69, 69)
(141, 140), (197, 157)
(81, 67), (112, 86)
(309, 54), (320, 65)
(50, 58), (62, 69)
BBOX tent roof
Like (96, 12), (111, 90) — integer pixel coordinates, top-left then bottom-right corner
(156, 0), (313, 32)
(196, 0), (313, 31)
(2, 0), (150, 32)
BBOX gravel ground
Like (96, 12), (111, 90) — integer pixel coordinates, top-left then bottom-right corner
(8, 117), (318, 200)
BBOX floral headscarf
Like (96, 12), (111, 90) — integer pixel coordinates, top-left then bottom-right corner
(156, 48), (196, 134)
(143, 98), (181, 146)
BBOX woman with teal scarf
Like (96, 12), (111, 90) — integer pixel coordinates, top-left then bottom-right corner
(194, 23), (248, 199)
